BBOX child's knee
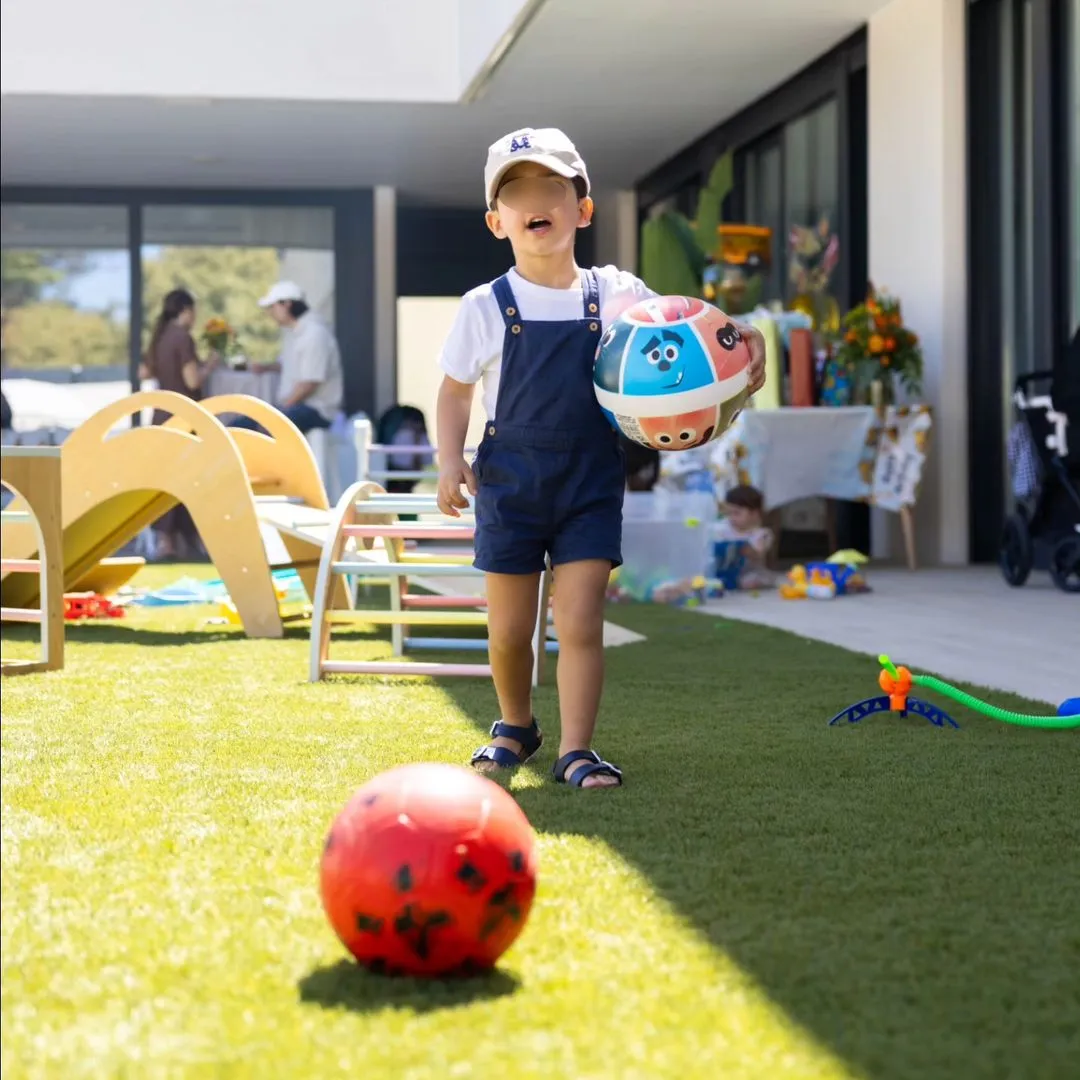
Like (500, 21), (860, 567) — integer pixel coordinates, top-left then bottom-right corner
(554, 595), (605, 647)
(487, 613), (537, 653)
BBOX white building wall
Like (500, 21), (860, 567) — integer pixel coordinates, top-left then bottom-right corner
(592, 190), (639, 276)
(867, 0), (969, 565)
(0, 0), (527, 104)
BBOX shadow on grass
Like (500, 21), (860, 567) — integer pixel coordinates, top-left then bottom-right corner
(439, 603), (1080, 1080)
(298, 959), (520, 1014)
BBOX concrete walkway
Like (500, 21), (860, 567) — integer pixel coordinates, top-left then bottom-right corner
(700, 566), (1079, 705)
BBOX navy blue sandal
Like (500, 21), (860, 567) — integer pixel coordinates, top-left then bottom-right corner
(470, 719), (543, 770)
(552, 750), (623, 788)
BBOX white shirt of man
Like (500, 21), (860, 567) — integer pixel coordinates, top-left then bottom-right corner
(437, 264), (657, 421)
(277, 311), (344, 421)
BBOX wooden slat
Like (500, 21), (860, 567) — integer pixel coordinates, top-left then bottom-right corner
(403, 594), (487, 608)
(342, 525), (475, 540)
(1, 606), (43, 623)
(321, 660), (493, 677)
(364, 470), (435, 482)
(332, 561), (481, 577)
(326, 610), (489, 626)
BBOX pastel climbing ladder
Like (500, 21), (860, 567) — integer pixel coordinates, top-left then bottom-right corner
(309, 482), (554, 683)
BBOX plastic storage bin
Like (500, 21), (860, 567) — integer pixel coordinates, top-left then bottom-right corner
(619, 517), (712, 598)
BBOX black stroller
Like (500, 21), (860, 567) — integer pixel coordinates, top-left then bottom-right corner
(999, 335), (1080, 592)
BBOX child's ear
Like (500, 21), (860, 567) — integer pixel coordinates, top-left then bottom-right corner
(485, 208), (507, 239)
(577, 196), (594, 229)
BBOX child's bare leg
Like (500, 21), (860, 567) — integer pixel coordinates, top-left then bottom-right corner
(552, 559), (619, 789)
(475, 571), (542, 773)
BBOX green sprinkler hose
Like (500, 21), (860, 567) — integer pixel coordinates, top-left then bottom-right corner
(880, 656), (1080, 731)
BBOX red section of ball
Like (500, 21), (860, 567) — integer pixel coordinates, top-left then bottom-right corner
(320, 763), (538, 977)
(622, 294), (707, 325)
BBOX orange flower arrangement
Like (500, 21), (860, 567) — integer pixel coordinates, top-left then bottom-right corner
(200, 316), (243, 364)
(834, 284), (923, 398)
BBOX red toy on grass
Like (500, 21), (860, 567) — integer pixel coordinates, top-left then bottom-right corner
(63, 592), (125, 620)
(320, 763), (538, 977)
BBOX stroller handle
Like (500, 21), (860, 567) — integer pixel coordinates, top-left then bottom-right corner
(1014, 370), (1054, 392)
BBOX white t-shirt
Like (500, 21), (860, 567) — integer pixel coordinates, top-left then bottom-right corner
(277, 311), (344, 421)
(437, 264), (657, 421)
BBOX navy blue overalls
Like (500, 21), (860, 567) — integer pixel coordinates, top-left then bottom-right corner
(472, 269), (625, 574)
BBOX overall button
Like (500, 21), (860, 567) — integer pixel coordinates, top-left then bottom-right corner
(488, 425), (496, 436)
(511, 324), (522, 334)
(589, 321), (599, 331)
(588, 302), (598, 313)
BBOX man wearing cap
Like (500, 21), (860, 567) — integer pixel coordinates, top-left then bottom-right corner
(232, 280), (343, 434)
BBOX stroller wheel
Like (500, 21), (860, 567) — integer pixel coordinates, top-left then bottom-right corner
(1049, 536), (1080, 593)
(999, 512), (1033, 586)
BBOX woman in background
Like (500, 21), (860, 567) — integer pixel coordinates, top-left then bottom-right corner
(140, 289), (217, 560)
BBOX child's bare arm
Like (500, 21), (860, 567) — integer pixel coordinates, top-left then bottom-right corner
(436, 375), (477, 517)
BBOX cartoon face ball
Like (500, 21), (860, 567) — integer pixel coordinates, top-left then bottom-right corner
(593, 295), (752, 451)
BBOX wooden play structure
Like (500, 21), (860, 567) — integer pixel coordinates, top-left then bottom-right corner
(1, 391), (348, 638)
(353, 418), (481, 489)
(1, 446), (65, 675)
(309, 482), (555, 683)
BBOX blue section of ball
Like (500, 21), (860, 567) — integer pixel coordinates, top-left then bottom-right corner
(593, 321), (632, 393)
(1057, 697), (1080, 717)
(620, 324), (714, 397)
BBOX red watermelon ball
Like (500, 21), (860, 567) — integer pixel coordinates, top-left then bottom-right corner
(320, 763), (538, 977)
(593, 295), (752, 450)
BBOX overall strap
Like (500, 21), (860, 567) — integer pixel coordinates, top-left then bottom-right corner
(491, 275), (521, 329)
(581, 269), (600, 320)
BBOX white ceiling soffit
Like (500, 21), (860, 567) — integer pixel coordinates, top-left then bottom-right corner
(0, 0), (890, 202)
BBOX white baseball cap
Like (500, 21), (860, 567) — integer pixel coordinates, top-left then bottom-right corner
(258, 280), (306, 308)
(484, 127), (590, 208)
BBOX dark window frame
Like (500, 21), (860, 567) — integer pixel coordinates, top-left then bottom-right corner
(966, 0), (1073, 561)
(635, 29), (866, 311)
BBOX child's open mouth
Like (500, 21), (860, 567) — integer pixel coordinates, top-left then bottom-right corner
(526, 216), (552, 232)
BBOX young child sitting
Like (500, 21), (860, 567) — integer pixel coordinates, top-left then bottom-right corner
(435, 127), (767, 790)
(714, 485), (774, 589)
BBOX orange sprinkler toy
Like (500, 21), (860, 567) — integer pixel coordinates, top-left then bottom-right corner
(878, 663), (913, 712)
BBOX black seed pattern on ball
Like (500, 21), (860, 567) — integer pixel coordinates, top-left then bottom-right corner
(362, 794), (378, 807)
(456, 861), (488, 893)
(394, 904), (454, 960)
(395, 864), (413, 892)
(355, 913), (385, 934)
(508, 851), (525, 873)
(479, 883), (523, 939)
(323, 831), (336, 854)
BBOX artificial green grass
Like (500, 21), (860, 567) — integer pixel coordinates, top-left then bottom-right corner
(2, 566), (1078, 1080)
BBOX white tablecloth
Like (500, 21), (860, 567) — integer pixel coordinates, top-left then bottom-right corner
(206, 367), (280, 406)
(713, 407), (879, 509)
(699, 405), (932, 511)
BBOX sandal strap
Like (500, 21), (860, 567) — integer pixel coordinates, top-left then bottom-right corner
(553, 749), (623, 786)
(489, 719), (542, 756)
(471, 744), (531, 769)
(470, 718), (543, 771)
